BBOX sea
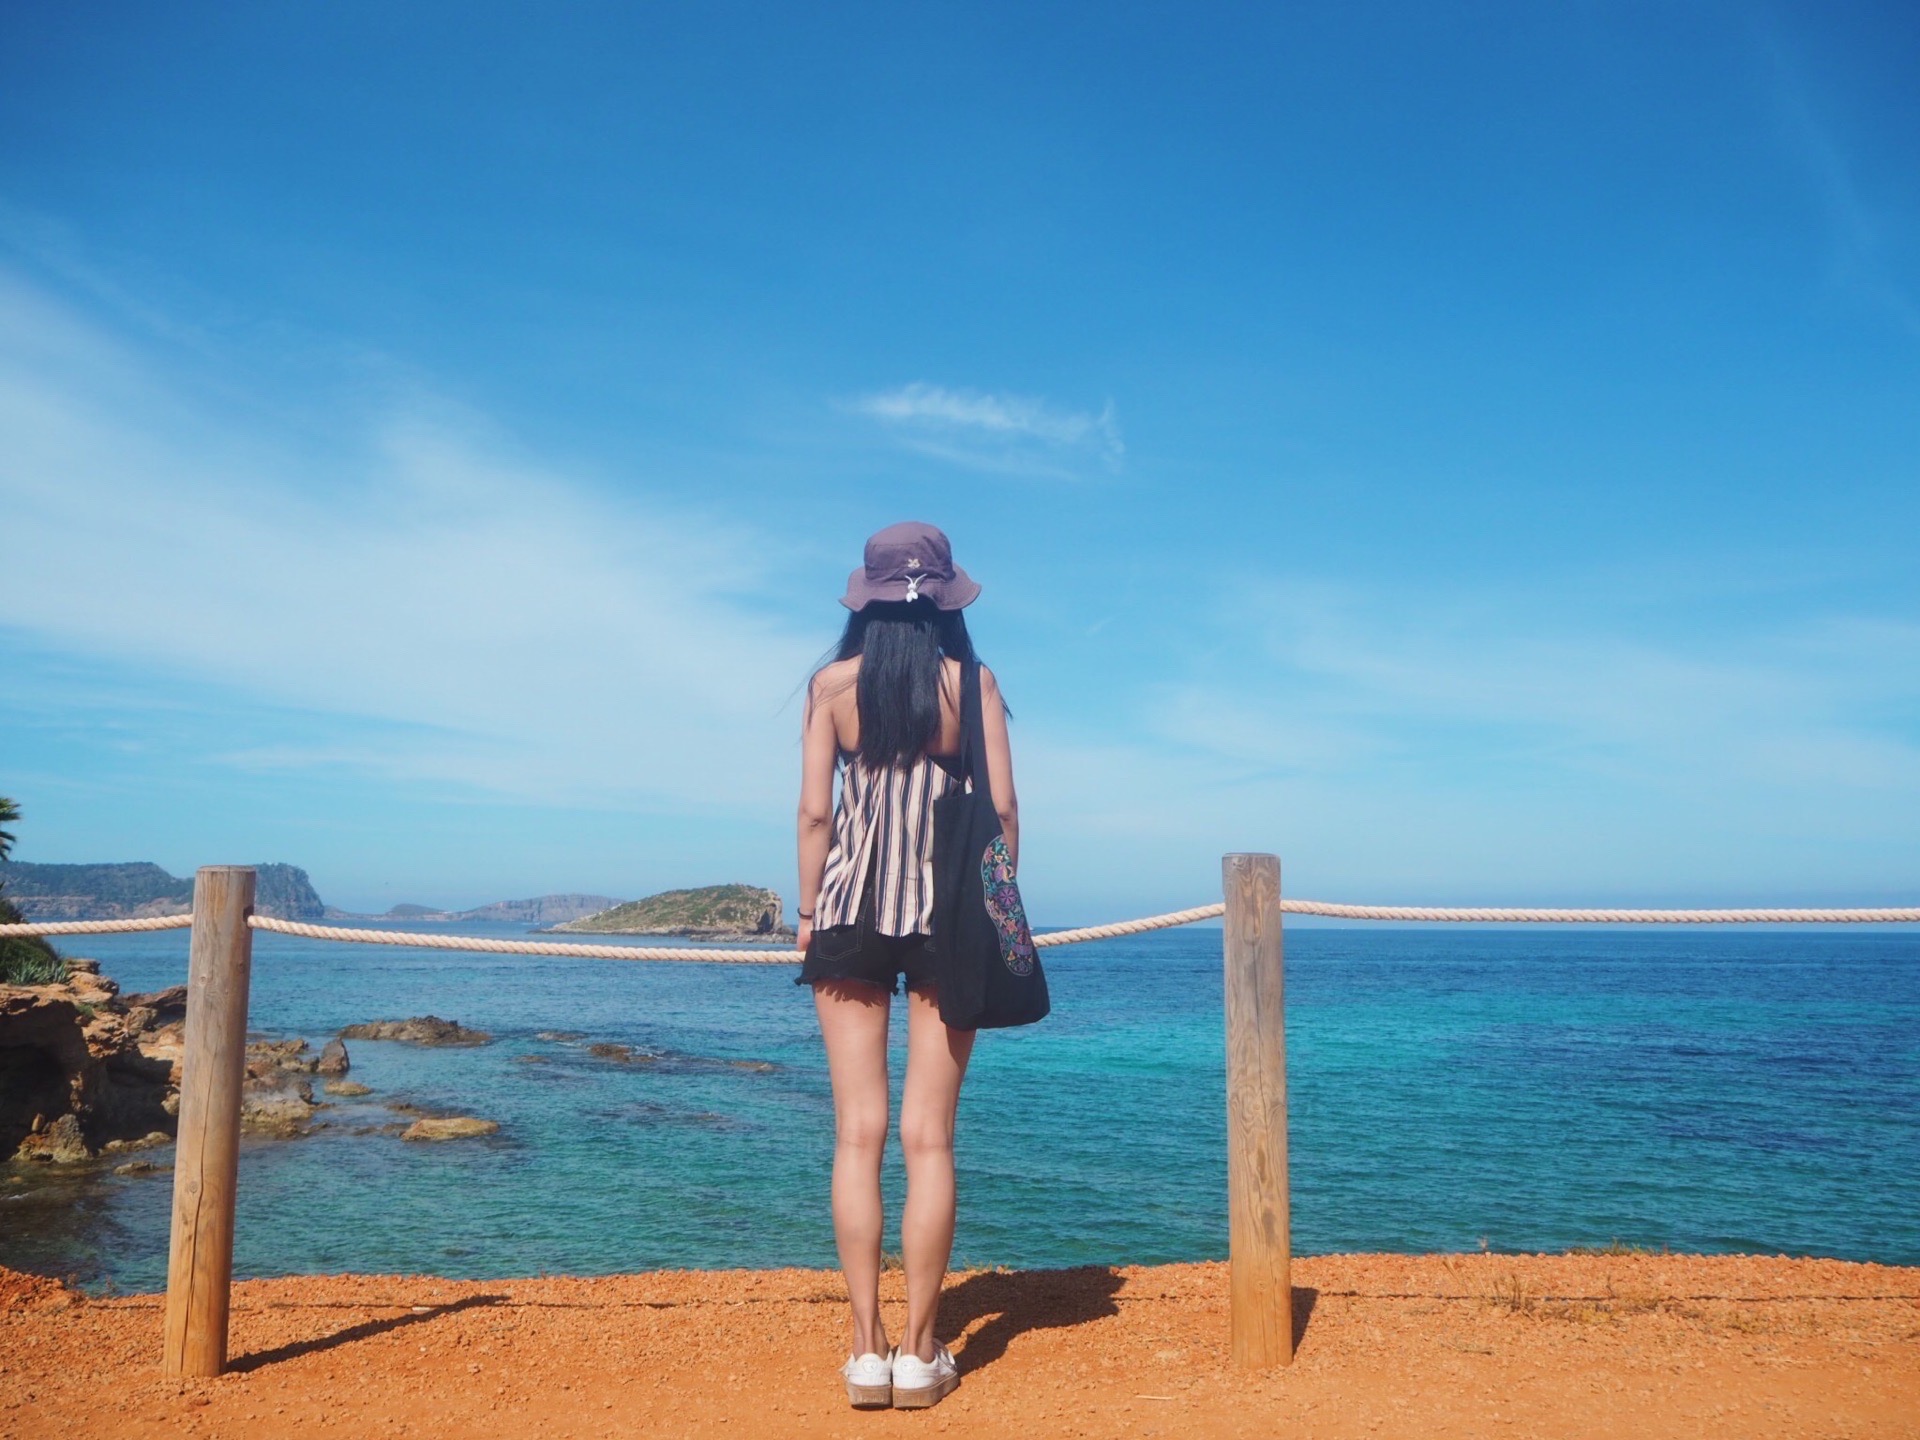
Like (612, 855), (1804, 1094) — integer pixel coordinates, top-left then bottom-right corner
(4, 922), (1917, 1293)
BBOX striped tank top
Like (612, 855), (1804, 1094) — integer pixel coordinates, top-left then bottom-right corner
(815, 750), (962, 937)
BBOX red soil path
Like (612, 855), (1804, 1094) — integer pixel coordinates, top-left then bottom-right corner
(4, 1254), (1917, 1439)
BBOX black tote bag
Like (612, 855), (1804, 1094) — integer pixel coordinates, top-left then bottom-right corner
(930, 660), (1049, 1030)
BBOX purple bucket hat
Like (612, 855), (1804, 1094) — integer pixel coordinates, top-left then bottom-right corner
(841, 521), (981, 611)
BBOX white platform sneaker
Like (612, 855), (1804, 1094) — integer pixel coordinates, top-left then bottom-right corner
(841, 1351), (893, 1408)
(890, 1344), (959, 1409)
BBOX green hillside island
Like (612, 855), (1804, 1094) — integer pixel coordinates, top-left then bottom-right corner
(552, 884), (792, 941)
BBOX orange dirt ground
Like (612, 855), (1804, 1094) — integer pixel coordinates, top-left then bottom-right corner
(3, 1254), (1917, 1439)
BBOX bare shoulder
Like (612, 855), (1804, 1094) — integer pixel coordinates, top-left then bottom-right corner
(978, 662), (1002, 698)
(811, 657), (859, 699)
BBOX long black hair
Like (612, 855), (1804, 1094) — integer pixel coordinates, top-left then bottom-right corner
(821, 602), (980, 769)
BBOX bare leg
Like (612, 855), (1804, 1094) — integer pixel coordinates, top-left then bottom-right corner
(898, 985), (975, 1362)
(813, 979), (893, 1357)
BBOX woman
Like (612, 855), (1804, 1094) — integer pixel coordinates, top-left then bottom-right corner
(795, 521), (1018, 1410)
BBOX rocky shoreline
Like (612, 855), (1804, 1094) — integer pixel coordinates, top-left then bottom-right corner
(0, 960), (182, 1164)
(3, 959), (783, 1186)
(1, 961), (508, 1176)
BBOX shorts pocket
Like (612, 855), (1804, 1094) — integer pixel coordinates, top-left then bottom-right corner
(807, 925), (863, 965)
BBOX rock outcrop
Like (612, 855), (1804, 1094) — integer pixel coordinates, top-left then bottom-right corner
(1, 960), (179, 1163)
(338, 1016), (491, 1046)
(14, 1113), (90, 1164)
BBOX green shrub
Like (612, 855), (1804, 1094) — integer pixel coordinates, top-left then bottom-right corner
(0, 936), (65, 986)
(0, 795), (64, 984)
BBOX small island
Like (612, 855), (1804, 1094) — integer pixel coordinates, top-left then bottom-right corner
(548, 884), (792, 942)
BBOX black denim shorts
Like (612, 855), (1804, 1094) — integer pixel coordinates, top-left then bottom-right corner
(796, 883), (937, 996)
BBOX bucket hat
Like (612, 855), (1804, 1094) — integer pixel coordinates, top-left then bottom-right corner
(841, 521), (981, 611)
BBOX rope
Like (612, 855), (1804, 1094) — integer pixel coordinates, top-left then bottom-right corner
(0, 914), (194, 937)
(1277, 900), (1920, 924)
(245, 915), (796, 963)
(1033, 903), (1226, 945)
(3, 897), (1915, 953)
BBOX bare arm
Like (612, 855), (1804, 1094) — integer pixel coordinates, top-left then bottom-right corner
(795, 673), (839, 954)
(980, 665), (1020, 872)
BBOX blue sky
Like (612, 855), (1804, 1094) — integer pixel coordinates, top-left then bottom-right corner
(2, 2), (1916, 919)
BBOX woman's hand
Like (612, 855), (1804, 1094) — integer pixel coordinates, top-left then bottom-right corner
(796, 917), (813, 957)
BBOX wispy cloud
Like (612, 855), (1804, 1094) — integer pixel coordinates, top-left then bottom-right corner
(0, 267), (819, 813)
(849, 382), (1123, 475)
(1081, 576), (1920, 903)
(1759, 28), (1920, 337)
(1186, 578), (1920, 797)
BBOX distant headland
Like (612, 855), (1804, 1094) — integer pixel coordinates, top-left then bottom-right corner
(547, 884), (792, 942)
(0, 860), (326, 921)
(0, 861), (789, 939)
(343, 894), (624, 926)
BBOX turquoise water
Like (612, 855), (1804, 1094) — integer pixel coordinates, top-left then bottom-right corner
(3, 923), (1917, 1291)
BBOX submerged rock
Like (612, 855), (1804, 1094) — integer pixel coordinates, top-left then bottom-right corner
(513, 1054), (551, 1065)
(241, 1072), (317, 1138)
(534, 1030), (584, 1042)
(338, 1016), (491, 1046)
(401, 1116), (499, 1142)
(587, 1042), (656, 1064)
(246, 1038), (320, 1076)
(112, 1159), (167, 1176)
(99, 1131), (171, 1154)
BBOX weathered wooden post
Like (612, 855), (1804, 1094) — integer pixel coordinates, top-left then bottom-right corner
(162, 865), (256, 1377)
(1223, 852), (1292, 1367)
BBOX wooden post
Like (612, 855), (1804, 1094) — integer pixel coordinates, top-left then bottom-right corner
(162, 866), (256, 1377)
(1223, 853), (1292, 1367)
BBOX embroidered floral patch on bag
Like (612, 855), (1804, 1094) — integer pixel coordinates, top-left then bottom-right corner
(980, 833), (1037, 976)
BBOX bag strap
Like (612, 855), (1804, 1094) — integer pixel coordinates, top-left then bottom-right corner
(959, 658), (993, 805)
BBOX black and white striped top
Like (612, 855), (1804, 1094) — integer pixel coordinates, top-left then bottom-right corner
(814, 751), (962, 937)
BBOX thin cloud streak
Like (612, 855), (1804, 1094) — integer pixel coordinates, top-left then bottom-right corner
(849, 382), (1124, 473)
(1759, 28), (1920, 336)
(1214, 580), (1920, 791)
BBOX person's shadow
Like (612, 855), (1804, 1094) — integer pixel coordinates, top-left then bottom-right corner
(938, 1266), (1123, 1374)
(939, 1270), (1320, 1374)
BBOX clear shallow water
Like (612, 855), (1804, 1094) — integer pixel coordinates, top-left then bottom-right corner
(3, 924), (1916, 1292)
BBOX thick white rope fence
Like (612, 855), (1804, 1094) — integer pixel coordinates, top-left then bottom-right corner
(0, 913), (196, 936)
(4, 896), (1917, 956)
